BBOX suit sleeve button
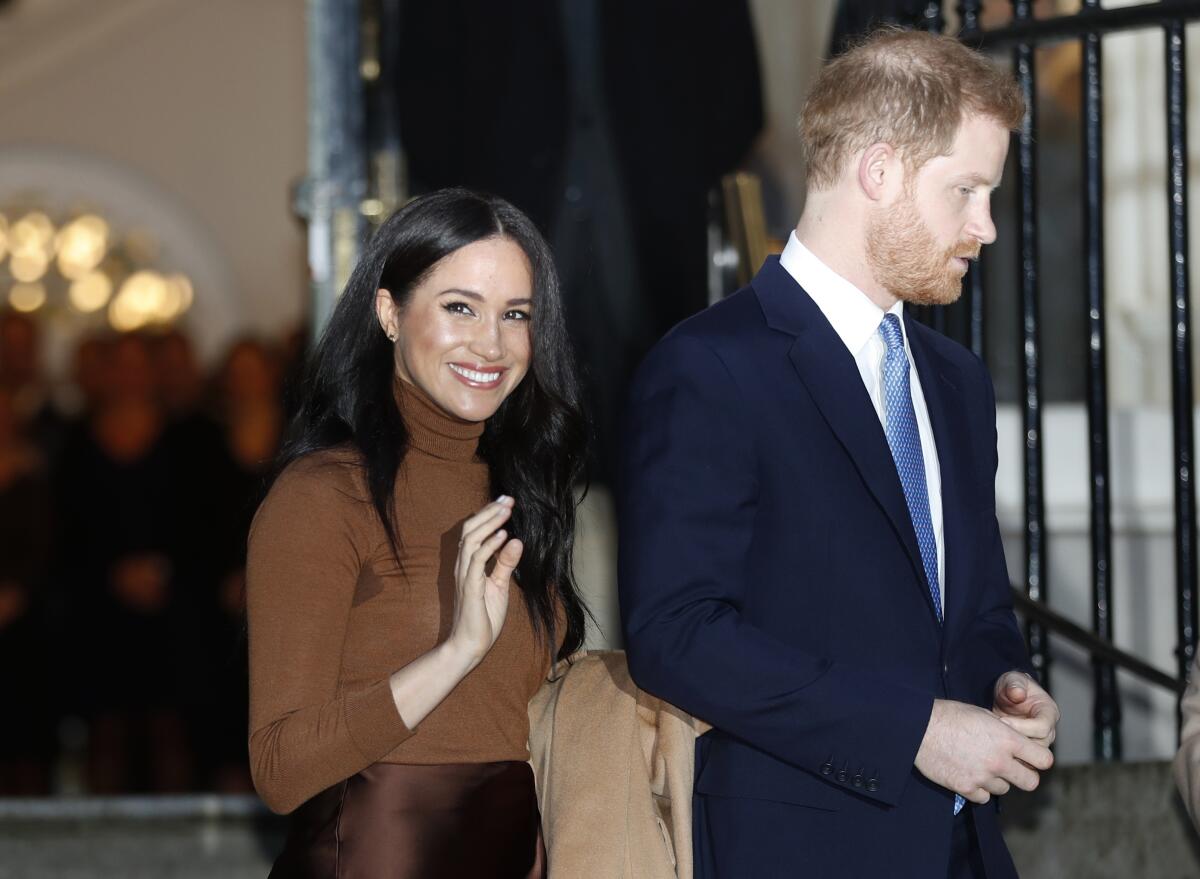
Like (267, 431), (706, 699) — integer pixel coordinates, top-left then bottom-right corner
(866, 778), (879, 792)
(820, 762), (833, 776)
(836, 769), (848, 783)
(852, 774), (864, 788)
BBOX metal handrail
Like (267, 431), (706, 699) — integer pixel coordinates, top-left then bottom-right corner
(1011, 588), (1184, 695)
(961, 1), (1200, 48)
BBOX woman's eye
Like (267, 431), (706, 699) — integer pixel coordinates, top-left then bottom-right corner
(443, 301), (474, 316)
(504, 309), (531, 321)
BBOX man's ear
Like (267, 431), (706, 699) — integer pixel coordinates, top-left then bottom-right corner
(857, 142), (898, 202)
(375, 288), (398, 341)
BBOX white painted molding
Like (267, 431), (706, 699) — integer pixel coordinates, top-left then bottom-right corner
(995, 403), (1189, 533)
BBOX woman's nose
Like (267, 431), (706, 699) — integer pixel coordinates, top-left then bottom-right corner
(467, 320), (504, 361)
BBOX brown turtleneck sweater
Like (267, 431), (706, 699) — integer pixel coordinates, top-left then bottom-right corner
(246, 380), (551, 815)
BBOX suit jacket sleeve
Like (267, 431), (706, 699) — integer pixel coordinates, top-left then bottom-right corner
(619, 333), (934, 808)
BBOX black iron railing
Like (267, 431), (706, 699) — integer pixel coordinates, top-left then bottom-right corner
(1164, 10), (1198, 737)
(914, 0), (1200, 760)
(1011, 586), (1182, 696)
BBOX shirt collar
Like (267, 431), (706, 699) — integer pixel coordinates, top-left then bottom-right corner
(778, 231), (908, 356)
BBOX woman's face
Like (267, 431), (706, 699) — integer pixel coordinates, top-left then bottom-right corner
(379, 236), (534, 423)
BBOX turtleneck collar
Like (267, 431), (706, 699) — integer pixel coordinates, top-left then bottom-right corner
(394, 376), (485, 462)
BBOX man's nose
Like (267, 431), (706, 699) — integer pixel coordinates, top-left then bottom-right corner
(966, 203), (997, 246)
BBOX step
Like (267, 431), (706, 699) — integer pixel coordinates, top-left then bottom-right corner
(1002, 760), (1200, 878)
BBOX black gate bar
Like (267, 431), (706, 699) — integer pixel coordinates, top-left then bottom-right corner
(1011, 0), (1050, 693)
(952, 0), (1200, 753)
(1081, 0), (1120, 762)
(959, 2), (986, 361)
(1012, 588), (1183, 695)
(965, 260), (985, 360)
(921, 2), (949, 337)
(1166, 19), (1198, 724)
(962, 1), (1200, 48)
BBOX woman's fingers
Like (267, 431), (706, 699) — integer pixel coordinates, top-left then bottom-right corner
(462, 495), (513, 526)
(464, 529), (510, 595)
(488, 539), (524, 587)
(459, 498), (514, 547)
(455, 497), (513, 580)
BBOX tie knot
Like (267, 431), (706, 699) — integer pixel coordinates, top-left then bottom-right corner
(879, 313), (904, 351)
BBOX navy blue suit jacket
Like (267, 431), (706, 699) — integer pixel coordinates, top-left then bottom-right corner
(619, 257), (1030, 878)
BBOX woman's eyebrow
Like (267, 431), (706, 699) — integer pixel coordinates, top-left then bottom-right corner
(440, 288), (532, 306)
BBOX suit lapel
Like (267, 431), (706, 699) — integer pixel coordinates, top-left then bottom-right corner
(905, 318), (973, 639)
(753, 259), (932, 614)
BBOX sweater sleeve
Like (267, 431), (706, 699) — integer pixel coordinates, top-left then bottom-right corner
(246, 456), (414, 814)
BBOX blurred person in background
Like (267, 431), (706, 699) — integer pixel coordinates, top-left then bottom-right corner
(151, 328), (228, 791)
(153, 330), (211, 423)
(1176, 652), (1200, 832)
(70, 335), (113, 418)
(191, 337), (284, 793)
(0, 384), (53, 794)
(0, 310), (65, 459)
(277, 324), (310, 418)
(53, 332), (192, 793)
(214, 339), (285, 485)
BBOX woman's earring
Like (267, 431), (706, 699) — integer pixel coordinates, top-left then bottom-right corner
(386, 330), (397, 342)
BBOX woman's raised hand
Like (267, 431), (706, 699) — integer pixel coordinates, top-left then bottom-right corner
(448, 495), (524, 664)
(383, 496), (524, 730)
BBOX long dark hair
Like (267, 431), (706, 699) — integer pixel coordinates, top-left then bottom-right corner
(271, 188), (589, 661)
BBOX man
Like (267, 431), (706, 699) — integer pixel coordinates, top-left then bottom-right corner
(619, 29), (1061, 878)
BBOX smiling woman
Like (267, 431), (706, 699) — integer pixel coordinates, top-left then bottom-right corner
(376, 236), (534, 423)
(245, 189), (589, 878)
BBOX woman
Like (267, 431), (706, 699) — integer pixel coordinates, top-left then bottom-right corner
(247, 188), (589, 878)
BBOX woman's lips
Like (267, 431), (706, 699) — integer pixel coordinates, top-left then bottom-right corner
(448, 362), (506, 389)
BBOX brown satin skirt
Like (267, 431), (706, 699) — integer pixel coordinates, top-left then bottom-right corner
(269, 761), (546, 879)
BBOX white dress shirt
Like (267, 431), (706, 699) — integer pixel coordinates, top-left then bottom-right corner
(779, 232), (945, 606)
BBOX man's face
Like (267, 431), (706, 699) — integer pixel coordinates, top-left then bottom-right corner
(866, 114), (1010, 306)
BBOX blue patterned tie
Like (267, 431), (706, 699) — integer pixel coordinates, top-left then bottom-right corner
(878, 313), (965, 815)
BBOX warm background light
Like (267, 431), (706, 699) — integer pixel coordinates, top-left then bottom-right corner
(69, 270), (114, 312)
(1, 205), (193, 330)
(163, 273), (194, 320)
(56, 214), (109, 279)
(9, 281), (47, 313)
(11, 211), (55, 254)
(108, 287), (145, 332)
(107, 269), (193, 331)
(10, 249), (49, 283)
